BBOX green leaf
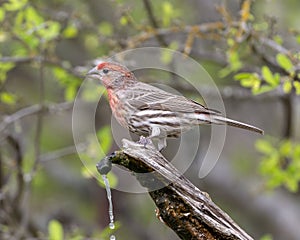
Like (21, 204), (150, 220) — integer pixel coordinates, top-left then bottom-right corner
(296, 35), (300, 45)
(0, 62), (15, 82)
(162, 2), (173, 26)
(261, 66), (278, 86)
(81, 82), (105, 102)
(63, 25), (78, 38)
(64, 85), (77, 101)
(48, 220), (64, 240)
(24, 6), (43, 26)
(279, 140), (292, 156)
(253, 22), (268, 31)
(98, 22), (113, 37)
(227, 38), (234, 47)
(240, 78), (255, 87)
(4, 0), (28, 11)
(283, 80), (292, 93)
(161, 48), (175, 64)
(260, 234), (273, 240)
(293, 81), (300, 95)
(0, 7), (5, 22)
(0, 92), (17, 105)
(84, 34), (99, 51)
(38, 21), (61, 41)
(273, 35), (283, 45)
(234, 72), (253, 81)
(256, 139), (274, 155)
(228, 51), (242, 71)
(97, 126), (112, 154)
(276, 53), (293, 73)
(119, 16), (128, 26)
(252, 85), (275, 95)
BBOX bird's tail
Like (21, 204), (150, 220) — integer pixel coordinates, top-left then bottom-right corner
(209, 115), (264, 135)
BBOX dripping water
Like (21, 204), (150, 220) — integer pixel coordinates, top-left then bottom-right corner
(102, 174), (116, 240)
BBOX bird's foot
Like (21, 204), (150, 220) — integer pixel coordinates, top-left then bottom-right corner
(137, 135), (167, 152)
(137, 136), (152, 148)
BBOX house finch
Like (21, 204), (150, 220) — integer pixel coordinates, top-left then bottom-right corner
(87, 62), (263, 150)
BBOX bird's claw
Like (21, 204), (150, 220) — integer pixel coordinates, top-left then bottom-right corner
(138, 136), (152, 148)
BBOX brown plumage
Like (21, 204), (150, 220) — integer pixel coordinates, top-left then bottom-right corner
(87, 62), (263, 150)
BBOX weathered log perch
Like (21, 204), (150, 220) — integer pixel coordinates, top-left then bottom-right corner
(97, 139), (253, 240)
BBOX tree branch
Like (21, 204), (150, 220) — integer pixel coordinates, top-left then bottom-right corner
(97, 139), (253, 240)
(142, 0), (168, 47)
(0, 102), (73, 138)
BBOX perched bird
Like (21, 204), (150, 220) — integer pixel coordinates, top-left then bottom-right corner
(87, 62), (263, 150)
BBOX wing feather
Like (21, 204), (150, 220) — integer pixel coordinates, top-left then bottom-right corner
(126, 82), (220, 115)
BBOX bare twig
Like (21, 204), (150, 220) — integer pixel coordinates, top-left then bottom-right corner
(0, 56), (36, 64)
(0, 56), (84, 78)
(282, 94), (293, 138)
(0, 102), (73, 137)
(39, 143), (87, 162)
(32, 56), (45, 174)
(142, 0), (168, 47)
(6, 136), (24, 208)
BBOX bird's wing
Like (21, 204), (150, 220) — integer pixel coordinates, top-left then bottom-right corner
(126, 82), (221, 115)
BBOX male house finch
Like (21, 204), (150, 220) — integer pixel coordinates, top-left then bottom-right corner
(87, 62), (263, 150)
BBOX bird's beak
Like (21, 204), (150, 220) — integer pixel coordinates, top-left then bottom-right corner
(87, 67), (98, 76)
(86, 67), (102, 82)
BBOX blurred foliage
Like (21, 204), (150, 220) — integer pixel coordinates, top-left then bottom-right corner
(256, 138), (300, 192)
(260, 234), (273, 240)
(48, 220), (64, 240)
(234, 53), (300, 95)
(1, 0), (300, 239)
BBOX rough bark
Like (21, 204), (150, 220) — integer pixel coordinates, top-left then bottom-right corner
(97, 139), (253, 240)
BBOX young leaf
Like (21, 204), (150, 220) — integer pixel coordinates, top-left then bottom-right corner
(4, 0), (28, 11)
(48, 220), (64, 240)
(234, 72), (253, 80)
(119, 16), (128, 26)
(98, 21), (113, 37)
(261, 66), (278, 86)
(255, 139), (274, 154)
(276, 53), (293, 73)
(293, 81), (300, 95)
(63, 25), (78, 39)
(252, 85), (275, 95)
(97, 126), (112, 154)
(283, 80), (292, 93)
(0, 92), (17, 105)
(260, 234), (273, 240)
(0, 7), (5, 22)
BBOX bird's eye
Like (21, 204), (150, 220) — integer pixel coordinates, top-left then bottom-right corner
(103, 69), (109, 74)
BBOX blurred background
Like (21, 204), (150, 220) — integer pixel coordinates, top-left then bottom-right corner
(1, 0), (300, 239)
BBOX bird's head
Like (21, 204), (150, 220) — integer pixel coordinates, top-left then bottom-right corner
(87, 62), (135, 89)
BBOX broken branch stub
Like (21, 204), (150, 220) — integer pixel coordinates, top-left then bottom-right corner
(98, 139), (253, 240)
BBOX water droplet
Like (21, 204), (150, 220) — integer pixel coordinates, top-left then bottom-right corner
(110, 235), (116, 240)
(109, 222), (115, 229)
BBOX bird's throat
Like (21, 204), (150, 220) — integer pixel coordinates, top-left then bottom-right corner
(107, 89), (127, 128)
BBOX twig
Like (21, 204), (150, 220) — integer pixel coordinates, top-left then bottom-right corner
(39, 142), (87, 162)
(0, 102), (74, 137)
(142, 0), (168, 47)
(6, 136), (24, 208)
(32, 56), (45, 174)
(282, 94), (293, 138)
(0, 56), (36, 64)
(0, 56), (83, 78)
